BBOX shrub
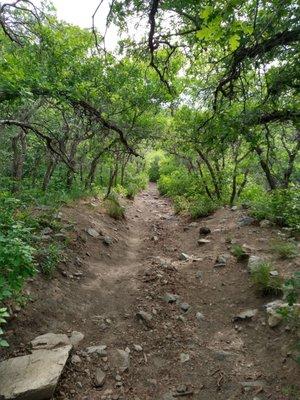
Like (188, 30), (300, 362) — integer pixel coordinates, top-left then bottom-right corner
(188, 197), (218, 219)
(271, 240), (298, 259)
(0, 197), (36, 302)
(249, 187), (300, 230)
(105, 194), (125, 220)
(37, 243), (62, 277)
(280, 272), (300, 364)
(126, 183), (139, 199)
(231, 244), (249, 261)
(282, 272), (300, 307)
(251, 262), (283, 295)
(148, 156), (161, 182)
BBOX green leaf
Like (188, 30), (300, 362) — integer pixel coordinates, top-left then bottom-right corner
(229, 34), (240, 51)
(200, 6), (213, 20)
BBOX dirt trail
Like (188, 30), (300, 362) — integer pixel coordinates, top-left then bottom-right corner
(3, 183), (299, 400)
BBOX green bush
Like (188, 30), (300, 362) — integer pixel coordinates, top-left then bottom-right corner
(158, 163), (219, 218)
(37, 243), (62, 277)
(0, 197), (36, 302)
(149, 156), (161, 182)
(251, 262), (283, 295)
(105, 194), (125, 219)
(249, 187), (300, 230)
(271, 240), (298, 259)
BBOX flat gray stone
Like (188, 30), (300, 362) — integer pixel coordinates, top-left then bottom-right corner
(0, 345), (72, 400)
(180, 303), (190, 312)
(238, 216), (255, 227)
(164, 293), (179, 303)
(86, 228), (100, 238)
(86, 345), (107, 356)
(31, 333), (70, 350)
(234, 309), (258, 321)
(198, 239), (211, 245)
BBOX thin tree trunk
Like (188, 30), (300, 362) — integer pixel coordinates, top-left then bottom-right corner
(254, 146), (277, 190)
(42, 155), (58, 191)
(11, 131), (27, 192)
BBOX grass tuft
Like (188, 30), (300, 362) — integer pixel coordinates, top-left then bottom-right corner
(251, 262), (283, 295)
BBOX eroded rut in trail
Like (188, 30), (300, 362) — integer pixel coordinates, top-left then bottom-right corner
(2, 184), (299, 400)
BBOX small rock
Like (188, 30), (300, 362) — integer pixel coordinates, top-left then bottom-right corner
(164, 293), (179, 303)
(180, 353), (190, 363)
(231, 206), (238, 211)
(71, 354), (82, 364)
(238, 216), (255, 227)
(103, 236), (113, 245)
(214, 254), (229, 268)
(234, 309), (258, 321)
(95, 368), (106, 387)
(136, 310), (153, 328)
(179, 253), (189, 261)
(195, 271), (203, 279)
(86, 345), (107, 356)
(260, 219), (272, 228)
(87, 228), (100, 238)
(268, 312), (283, 327)
(270, 270), (279, 277)
(111, 349), (130, 372)
(198, 239), (211, 245)
(196, 312), (205, 321)
(199, 227), (211, 235)
(177, 385), (188, 393)
(133, 344), (143, 352)
(180, 303), (190, 312)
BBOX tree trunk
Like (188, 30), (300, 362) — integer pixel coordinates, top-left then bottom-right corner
(11, 131), (27, 192)
(42, 155), (58, 191)
(254, 146), (277, 190)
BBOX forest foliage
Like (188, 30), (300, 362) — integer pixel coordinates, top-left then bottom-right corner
(0, 0), (299, 341)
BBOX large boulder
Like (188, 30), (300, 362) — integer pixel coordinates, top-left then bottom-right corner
(0, 345), (72, 400)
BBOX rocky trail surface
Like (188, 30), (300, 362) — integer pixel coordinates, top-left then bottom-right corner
(1, 184), (299, 400)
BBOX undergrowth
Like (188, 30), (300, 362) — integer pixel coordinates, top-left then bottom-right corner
(271, 240), (298, 259)
(105, 193), (125, 219)
(251, 262), (283, 295)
